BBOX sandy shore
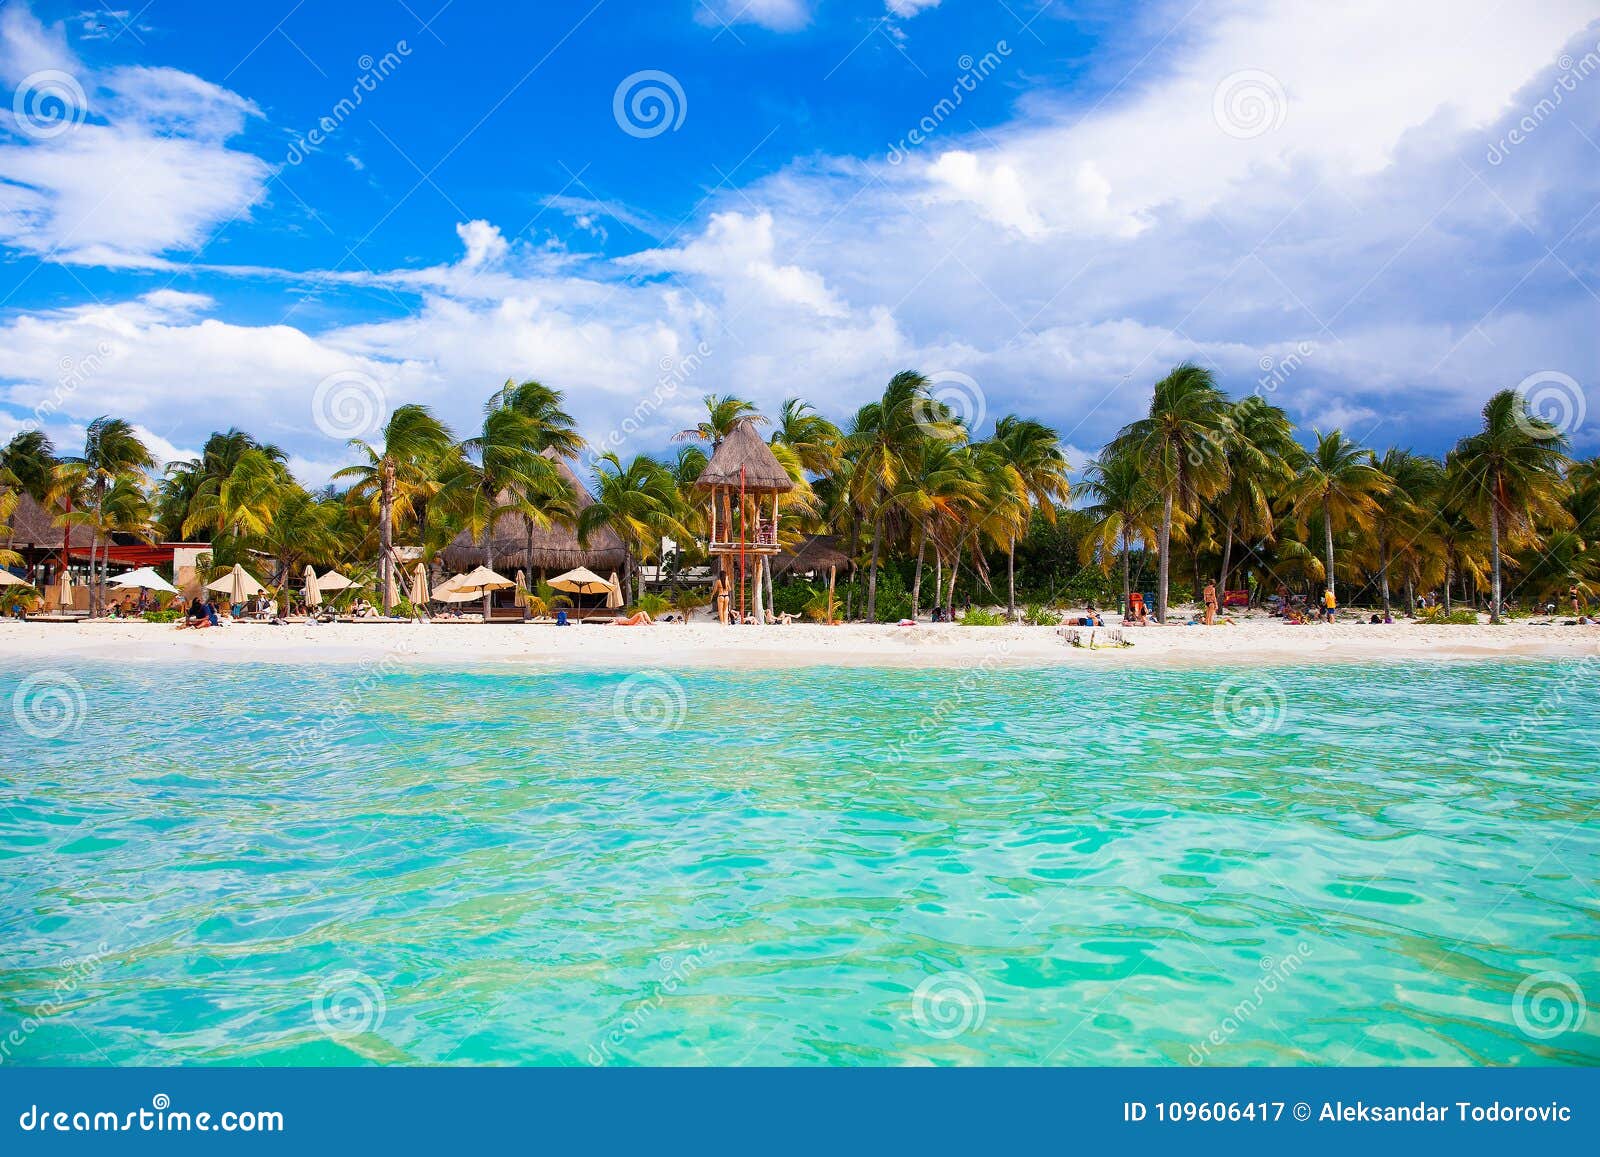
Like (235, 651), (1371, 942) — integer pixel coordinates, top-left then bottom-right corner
(1, 614), (1595, 670)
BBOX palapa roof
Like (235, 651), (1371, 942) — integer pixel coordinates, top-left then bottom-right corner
(442, 451), (628, 573)
(5, 493), (65, 549)
(694, 419), (795, 493)
(770, 533), (853, 576)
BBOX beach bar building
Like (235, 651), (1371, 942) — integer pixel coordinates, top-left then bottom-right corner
(694, 418), (794, 624)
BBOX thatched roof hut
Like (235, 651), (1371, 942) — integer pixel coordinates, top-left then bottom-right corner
(770, 534), (852, 577)
(694, 419), (794, 493)
(440, 451), (627, 574)
(6, 493), (65, 549)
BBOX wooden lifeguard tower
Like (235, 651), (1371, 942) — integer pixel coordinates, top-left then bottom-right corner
(694, 418), (794, 624)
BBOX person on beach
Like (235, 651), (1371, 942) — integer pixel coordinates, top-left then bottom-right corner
(175, 597), (211, 630)
(1126, 593), (1148, 626)
(1202, 582), (1218, 626)
(713, 573), (730, 625)
(1322, 588), (1337, 623)
(614, 609), (655, 626)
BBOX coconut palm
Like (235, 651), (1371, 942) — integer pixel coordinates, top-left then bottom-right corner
(986, 415), (1070, 619)
(61, 418), (155, 614)
(492, 379), (587, 459)
(676, 395), (765, 448)
(1369, 448), (1442, 618)
(577, 453), (686, 604)
(1107, 363), (1229, 623)
(1448, 389), (1571, 622)
(1283, 430), (1391, 611)
(2, 430), (58, 502)
(771, 398), (842, 476)
(337, 404), (456, 612)
(1213, 398), (1296, 596)
(1076, 452), (1159, 617)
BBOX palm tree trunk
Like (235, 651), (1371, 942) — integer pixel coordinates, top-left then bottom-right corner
(1121, 531), (1132, 618)
(946, 541), (962, 613)
(1321, 498), (1336, 602)
(865, 506), (884, 622)
(1403, 576), (1414, 619)
(378, 462), (395, 614)
(933, 548), (942, 616)
(910, 530), (926, 618)
(1156, 491), (1173, 624)
(1443, 565), (1452, 613)
(482, 529), (494, 621)
(1217, 522), (1233, 591)
(1379, 542), (1391, 618)
(752, 555), (766, 624)
(1006, 535), (1016, 621)
(1489, 503), (1502, 624)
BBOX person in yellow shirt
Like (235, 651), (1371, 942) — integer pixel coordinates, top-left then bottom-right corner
(1322, 587), (1337, 623)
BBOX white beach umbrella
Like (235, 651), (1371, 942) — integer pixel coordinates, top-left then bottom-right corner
(514, 569), (528, 609)
(430, 574), (480, 604)
(111, 567), (180, 596)
(606, 572), (624, 609)
(303, 565), (322, 608)
(451, 566), (515, 594)
(206, 564), (265, 601)
(548, 566), (613, 595)
(409, 563), (429, 607)
(0, 570), (32, 587)
(57, 567), (73, 609)
(316, 569), (357, 593)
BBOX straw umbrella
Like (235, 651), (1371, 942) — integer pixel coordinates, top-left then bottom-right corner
(549, 566), (614, 621)
(316, 570), (356, 593)
(206, 564), (265, 606)
(514, 569), (529, 611)
(303, 565), (322, 612)
(409, 563), (429, 608)
(56, 567), (74, 614)
(606, 572), (624, 610)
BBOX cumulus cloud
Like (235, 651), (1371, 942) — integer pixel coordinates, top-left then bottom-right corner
(695, 0), (811, 33)
(0, 2), (269, 266)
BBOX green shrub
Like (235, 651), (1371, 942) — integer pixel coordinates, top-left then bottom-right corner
(960, 608), (1006, 626)
(1419, 608), (1479, 625)
(772, 581), (817, 616)
(635, 592), (670, 617)
(143, 609), (182, 623)
(1022, 603), (1060, 626)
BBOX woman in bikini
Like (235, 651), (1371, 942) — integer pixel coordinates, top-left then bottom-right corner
(713, 573), (730, 625)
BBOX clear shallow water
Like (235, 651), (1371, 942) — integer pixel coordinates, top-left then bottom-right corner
(2, 658), (1597, 1067)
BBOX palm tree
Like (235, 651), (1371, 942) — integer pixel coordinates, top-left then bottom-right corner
(62, 417), (155, 614)
(1076, 452), (1158, 616)
(2, 430), (58, 501)
(986, 415), (1070, 618)
(1108, 363), (1229, 623)
(440, 407), (562, 619)
(771, 398), (842, 476)
(847, 371), (958, 620)
(338, 404), (455, 612)
(1214, 398), (1295, 597)
(182, 447), (285, 546)
(492, 379), (587, 459)
(577, 453), (685, 604)
(1448, 389), (1571, 622)
(1284, 430), (1391, 611)
(1369, 448), (1441, 618)
(676, 395), (765, 449)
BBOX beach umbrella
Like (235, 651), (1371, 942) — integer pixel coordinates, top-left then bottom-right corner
(384, 564), (398, 610)
(206, 564), (265, 602)
(548, 566), (613, 595)
(606, 572), (624, 610)
(409, 563), (429, 607)
(56, 567), (74, 611)
(111, 567), (180, 596)
(431, 574), (481, 604)
(303, 565), (322, 608)
(514, 569), (528, 609)
(452, 566), (516, 594)
(0, 570), (32, 587)
(317, 569), (357, 593)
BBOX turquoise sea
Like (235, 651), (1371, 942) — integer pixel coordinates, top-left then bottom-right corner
(2, 658), (1597, 1066)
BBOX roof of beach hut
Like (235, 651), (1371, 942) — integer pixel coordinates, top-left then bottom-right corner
(8, 493), (66, 549)
(441, 450), (627, 573)
(769, 534), (853, 577)
(693, 419), (794, 493)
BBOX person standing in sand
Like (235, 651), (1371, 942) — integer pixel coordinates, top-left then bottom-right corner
(1322, 587), (1337, 623)
(713, 573), (730, 626)
(1202, 582), (1218, 626)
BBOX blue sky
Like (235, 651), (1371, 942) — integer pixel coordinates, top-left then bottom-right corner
(0, 0), (1596, 485)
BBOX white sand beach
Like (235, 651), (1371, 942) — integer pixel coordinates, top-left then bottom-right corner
(2, 614), (1595, 670)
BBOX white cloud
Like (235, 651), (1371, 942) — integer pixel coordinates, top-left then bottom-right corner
(886, 0), (940, 17)
(0, 2), (269, 266)
(695, 0), (811, 32)
(454, 219), (509, 269)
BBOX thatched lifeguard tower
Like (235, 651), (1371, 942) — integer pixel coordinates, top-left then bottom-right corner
(694, 418), (794, 623)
